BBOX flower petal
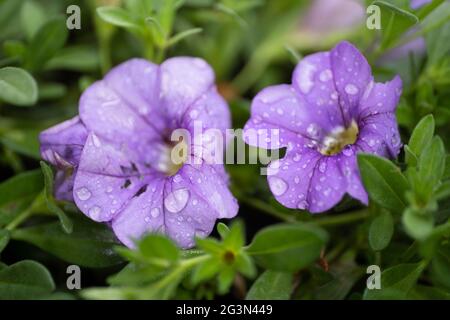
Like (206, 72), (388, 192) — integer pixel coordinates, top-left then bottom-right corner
(266, 147), (321, 210)
(79, 81), (160, 144)
(292, 52), (345, 130)
(39, 116), (87, 167)
(73, 133), (159, 222)
(336, 147), (368, 205)
(357, 112), (402, 158)
(330, 41), (372, 119)
(104, 58), (166, 132)
(180, 87), (231, 134)
(243, 85), (312, 149)
(163, 163), (238, 248)
(111, 177), (166, 248)
(359, 76), (402, 117)
(160, 57), (215, 121)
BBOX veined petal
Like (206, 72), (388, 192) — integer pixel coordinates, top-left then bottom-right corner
(357, 112), (402, 158)
(330, 41), (372, 118)
(335, 147), (368, 205)
(243, 85), (315, 149)
(79, 81), (160, 144)
(104, 58), (166, 132)
(73, 133), (160, 222)
(292, 52), (345, 130)
(39, 116), (87, 167)
(359, 75), (402, 117)
(112, 178), (166, 248)
(160, 57), (215, 121)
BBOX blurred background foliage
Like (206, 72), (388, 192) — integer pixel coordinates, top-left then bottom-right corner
(0, 0), (449, 300)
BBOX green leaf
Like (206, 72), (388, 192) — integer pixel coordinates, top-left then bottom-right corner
(419, 220), (450, 259)
(25, 17), (69, 71)
(0, 128), (40, 159)
(0, 0), (23, 35)
(0, 169), (43, 207)
(223, 220), (245, 249)
(38, 82), (67, 100)
(45, 45), (100, 72)
(404, 145), (418, 166)
(430, 242), (450, 289)
(216, 222), (230, 239)
(358, 154), (409, 213)
(444, 155), (450, 180)
(40, 161), (73, 233)
(0, 67), (38, 106)
(0, 229), (10, 253)
(246, 270), (293, 300)
(166, 28), (203, 47)
(369, 210), (394, 251)
(403, 208), (434, 240)
(217, 267), (235, 294)
(0, 260), (55, 299)
(191, 256), (222, 285)
(20, 0), (46, 40)
(419, 1), (450, 35)
(426, 20), (450, 66)
(407, 114), (435, 164)
(418, 136), (445, 190)
(11, 215), (124, 268)
(246, 223), (328, 272)
(97, 6), (142, 31)
(363, 262), (426, 300)
(373, 1), (419, 50)
(138, 234), (180, 263)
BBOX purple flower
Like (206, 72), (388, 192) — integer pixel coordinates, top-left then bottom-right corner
(243, 41), (402, 213)
(40, 57), (238, 248)
(410, 0), (432, 9)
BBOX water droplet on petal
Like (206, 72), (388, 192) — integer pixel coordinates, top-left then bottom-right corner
(76, 187), (91, 201)
(342, 147), (353, 156)
(92, 134), (101, 147)
(164, 188), (190, 213)
(297, 200), (308, 209)
(88, 206), (102, 220)
(150, 208), (160, 218)
(189, 109), (198, 119)
(319, 69), (332, 82)
(319, 162), (327, 173)
(268, 176), (288, 196)
(344, 84), (359, 95)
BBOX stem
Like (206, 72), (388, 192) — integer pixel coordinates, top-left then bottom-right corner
(5, 192), (44, 231)
(242, 196), (369, 226)
(313, 209), (370, 227)
(240, 197), (297, 223)
(149, 254), (209, 291)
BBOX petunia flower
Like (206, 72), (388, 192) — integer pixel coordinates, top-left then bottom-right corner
(40, 57), (238, 248)
(243, 41), (402, 213)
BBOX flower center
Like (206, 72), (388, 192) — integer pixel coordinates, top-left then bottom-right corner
(320, 120), (359, 156)
(155, 135), (189, 176)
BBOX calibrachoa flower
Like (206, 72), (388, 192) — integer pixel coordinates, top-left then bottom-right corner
(243, 41), (402, 213)
(40, 57), (238, 248)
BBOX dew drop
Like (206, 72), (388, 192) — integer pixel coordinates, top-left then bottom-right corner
(344, 84), (359, 95)
(164, 188), (190, 213)
(319, 162), (327, 173)
(268, 176), (288, 196)
(342, 147), (353, 156)
(150, 208), (160, 218)
(189, 109), (198, 119)
(88, 206), (102, 220)
(92, 134), (101, 147)
(76, 187), (91, 201)
(319, 69), (332, 82)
